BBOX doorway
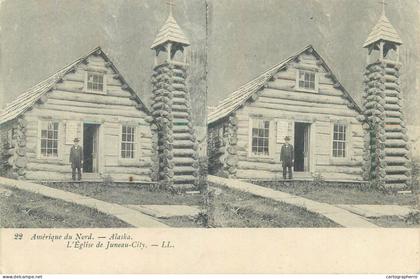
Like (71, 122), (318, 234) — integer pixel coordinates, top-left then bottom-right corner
(294, 122), (311, 172)
(83, 123), (100, 173)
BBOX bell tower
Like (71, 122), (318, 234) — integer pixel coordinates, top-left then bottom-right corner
(362, 1), (410, 190)
(150, 0), (199, 190)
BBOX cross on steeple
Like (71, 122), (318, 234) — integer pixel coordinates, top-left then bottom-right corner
(379, 0), (387, 15)
(166, 0), (175, 16)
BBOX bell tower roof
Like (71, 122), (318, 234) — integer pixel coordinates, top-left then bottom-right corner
(363, 12), (403, 48)
(151, 1), (190, 50)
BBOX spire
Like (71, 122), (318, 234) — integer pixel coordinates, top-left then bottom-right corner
(363, 1), (403, 48)
(380, 0), (386, 16)
(150, 0), (190, 49)
(167, 0), (174, 17)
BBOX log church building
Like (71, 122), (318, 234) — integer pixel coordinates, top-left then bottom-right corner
(208, 10), (411, 190)
(0, 3), (199, 189)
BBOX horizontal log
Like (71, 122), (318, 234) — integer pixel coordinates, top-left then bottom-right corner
(173, 166), (197, 174)
(173, 140), (195, 148)
(48, 90), (136, 106)
(384, 175), (409, 182)
(321, 172), (364, 181)
(384, 157), (409, 165)
(316, 166), (363, 175)
(385, 111), (402, 117)
(46, 98), (141, 112)
(25, 170), (73, 181)
(385, 132), (407, 139)
(235, 169), (280, 180)
(257, 95), (349, 111)
(385, 148), (408, 156)
(385, 125), (404, 132)
(384, 140), (408, 148)
(172, 111), (190, 119)
(384, 183), (407, 190)
(105, 173), (152, 182)
(173, 149), (196, 156)
(35, 103), (146, 119)
(173, 133), (195, 141)
(384, 97), (399, 104)
(173, 175), (196, 182)
(104, 166), (151, 175)
(384, 74), (398, 82)
(173, 157), (197, 165)
(385, 165), (409, 174)
(384, 104), (401, 111)
(385, 118), (403, 124)
(246, 101), (359, 118)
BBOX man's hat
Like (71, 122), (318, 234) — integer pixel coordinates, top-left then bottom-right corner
(284, 136), (290, 141)
(74, 138), (80, 142)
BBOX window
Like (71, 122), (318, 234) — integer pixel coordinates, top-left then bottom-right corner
(121, 125), (136, 159)
(86, 72), (104, 92)
(332, 123), (347, 158)
(297, 70), (317, 91)
(251, 119), (270, 156)
(40, 121), (59, 158)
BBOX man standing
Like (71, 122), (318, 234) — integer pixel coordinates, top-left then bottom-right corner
(280, 136), (294, 179)
(69, 138), (83, 181)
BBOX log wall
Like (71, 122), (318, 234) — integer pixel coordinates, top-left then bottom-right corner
(362, 61), (411, 190)
(18, 54), (155, 182)
(151, 62), (199, 189)
(211, 51), (366, 181)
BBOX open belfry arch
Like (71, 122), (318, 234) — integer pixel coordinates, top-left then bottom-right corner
(362, 3), (411, 190)
(150, 0), (199, 190)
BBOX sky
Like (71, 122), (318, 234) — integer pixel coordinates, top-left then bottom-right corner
(0, 0), (419, 126)
(207, 0), (419, 125)
(0, 0), (206, 125)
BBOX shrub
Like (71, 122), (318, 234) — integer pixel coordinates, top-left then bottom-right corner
(311, 172), (324, 188)
(102, 175), (115, 187)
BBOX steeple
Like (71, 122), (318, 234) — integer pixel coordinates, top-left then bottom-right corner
(151, 0), (190, 66)
(361, 1), (411, 190)
(363, 1), (402, 63)
(150, 0), (199, 190)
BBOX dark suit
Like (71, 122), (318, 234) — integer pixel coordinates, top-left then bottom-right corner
(69, 145), (83, 180)
(280, 143), (294, 179)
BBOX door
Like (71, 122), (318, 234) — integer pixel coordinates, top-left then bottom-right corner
(83, 123), (100, 173)
(294, 122), (310, 172)
(303, 124), (310, 171)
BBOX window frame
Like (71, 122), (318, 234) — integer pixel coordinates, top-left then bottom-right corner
(85, 71), (107, 94)
(119, 124), (137, 160)
(296, 69), (319, 93)
(248, 118), (273, 158)
(38, 120), (60, 159)
(331, 122), (348, 160)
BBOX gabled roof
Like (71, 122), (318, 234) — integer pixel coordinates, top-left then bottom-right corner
(0, 46), (149, 125)
(363, 13), (403, 47)
(208, 45), (362, 125)
(150, 13), (190, 49)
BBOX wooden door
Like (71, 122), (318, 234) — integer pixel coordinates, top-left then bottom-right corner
(92, 126), (99, 172)
(303, 124), (310, 171)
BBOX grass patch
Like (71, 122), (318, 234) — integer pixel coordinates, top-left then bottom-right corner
(43, 182), (203, 206)
(209, 182), (339, 228)
(253, 181), (417, 206)
(368, 215), (420, 228)
(41, 182), (205, 228)
(159, 216), (204, 228)
(0, 187), (131, 228)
